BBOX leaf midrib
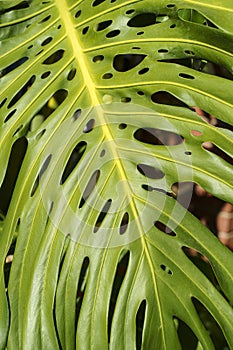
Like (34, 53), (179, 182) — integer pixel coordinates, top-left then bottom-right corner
(56, 0), (148, 233)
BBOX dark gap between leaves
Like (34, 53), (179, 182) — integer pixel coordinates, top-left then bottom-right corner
(32, 89), (68, 121)
(0, 137), (28, 215)
(192, 297), (230, 349)
(136, 300), (146, 350)
(202, 143), (233, 166)
(53, 236), (70, 350)
(151, 91), (190, 108)
(0, 1), (29, 15)
(0, 57), (28, 78)
(30, 154), (52, 197)
(182, 247), (229, 303)
(4, 237), (17, 288)
(75, 257), (90, 329)
(108, 251), (130, 342)
(174, 317), (198, 350)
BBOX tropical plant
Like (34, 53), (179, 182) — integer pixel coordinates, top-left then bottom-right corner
(0, 0), (233, 349)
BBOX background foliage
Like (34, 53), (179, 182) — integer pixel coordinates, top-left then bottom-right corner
(0, 0), (233, 349)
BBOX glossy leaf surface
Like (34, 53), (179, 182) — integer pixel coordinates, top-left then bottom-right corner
(0, 0), (233, 349)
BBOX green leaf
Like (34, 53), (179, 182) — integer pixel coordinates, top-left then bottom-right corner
(0, 0), (233, 349)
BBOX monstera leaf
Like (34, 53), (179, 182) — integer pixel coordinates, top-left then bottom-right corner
(0, 0), (233, 349)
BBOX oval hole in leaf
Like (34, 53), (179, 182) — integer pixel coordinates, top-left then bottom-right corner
(4, 109), (17, 123)
(113, 54), (146, 72)
(154, 221), (176, 236)
(0, 137), (28, 214)
(92, 0), (105, 6)
(41, 71), (51, 79)
(0, 57), (28, 78)
(79, 170), (100, 208)
(141, 184), (153, 192)
(100, 149), (105, 157)
(30, 154), (52, 197)
(83, 119), (95, 133)
(134, 128), (183, 145)
(7, 75), (36, 109)
(127, 13), (156, 27)
(120, 212), (129, 234)
(121, 97), (131, 103)
(158, 49), (169, 53)
(138, 67), (149, 75)
(75, 10), (81, 18)
(102, 73), (113, 79)
(41, 37), (52, 46)
(179, 72), (195, 80)
(106, 29), (120, 38)
(35, 49), (44, 57)
(82, 26), (89, 35)
(136, 300), (146, 350)
(108, 251), (130, 342)
(43, 49), (65, 64)
(72, 108), (82, 121)
(39, 15), (51, 24)
(94, 199), (112, 232)
(67, 68), (76, 81)
(160, 264), (173, 275)
(137, 164), (164, 179)
(96, 20), (112, 31)
(151, 91), (189, 108)
(60, 141), (87, 185)
(174, 317), (198, 349)
(119, 123), (127, 129)
(0, 98), (7, 108)
(75, 257), (90, 328)
(192, 298), (230, 349)
(184, 50), (195, 56)
(126, 9), (135, 15)
(93, 55), (104, 63)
